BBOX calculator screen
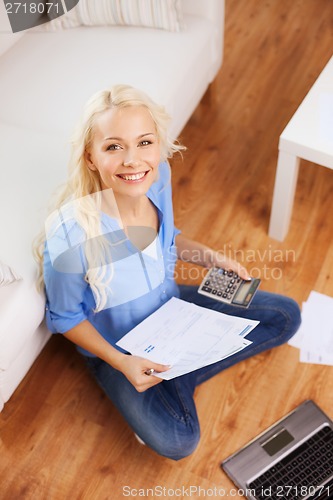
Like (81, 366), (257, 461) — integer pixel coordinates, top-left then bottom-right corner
(233, 281), (253, 305)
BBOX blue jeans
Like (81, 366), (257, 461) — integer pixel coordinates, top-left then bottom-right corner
(84, 287), (301, 460)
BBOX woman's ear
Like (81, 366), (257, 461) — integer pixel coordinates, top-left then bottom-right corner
(85, 149), (96, 171)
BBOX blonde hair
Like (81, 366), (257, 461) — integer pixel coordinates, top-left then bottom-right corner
(35, 84), (185, 311)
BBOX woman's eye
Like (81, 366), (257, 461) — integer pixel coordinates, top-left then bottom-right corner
(107, 144), (121, 151)
(140, 140), (152, 147)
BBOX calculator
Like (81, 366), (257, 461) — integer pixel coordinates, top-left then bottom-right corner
(198, 267), (261, 308)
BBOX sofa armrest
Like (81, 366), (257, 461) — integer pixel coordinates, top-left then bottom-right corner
(182, 0), (224, 23)
(182, 0), (224, 67)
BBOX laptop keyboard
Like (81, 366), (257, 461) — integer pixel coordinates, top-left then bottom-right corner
(248, 426), (333, 499)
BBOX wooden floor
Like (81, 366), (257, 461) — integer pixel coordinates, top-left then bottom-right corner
(1, 1), (333, 498)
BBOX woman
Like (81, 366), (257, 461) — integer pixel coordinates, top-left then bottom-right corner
(38, 84), (301, 460)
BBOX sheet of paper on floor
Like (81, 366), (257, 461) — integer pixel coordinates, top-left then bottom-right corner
(288, 291), (333, 366)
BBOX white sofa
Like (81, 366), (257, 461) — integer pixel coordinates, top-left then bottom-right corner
(0, 0), (224, 411)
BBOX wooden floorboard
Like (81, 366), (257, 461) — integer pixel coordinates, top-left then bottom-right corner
(1, 1), (333, 498)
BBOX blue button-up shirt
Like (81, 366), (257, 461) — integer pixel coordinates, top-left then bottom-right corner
(43, 161), (180, 356)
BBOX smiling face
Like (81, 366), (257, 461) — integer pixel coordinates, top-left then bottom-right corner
(86, 105), (161, 201)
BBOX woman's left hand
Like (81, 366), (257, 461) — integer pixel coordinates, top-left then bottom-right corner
(209, 252), (251, 281)
(175, 234), (251, 281)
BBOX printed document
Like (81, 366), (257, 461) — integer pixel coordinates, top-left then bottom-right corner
(116, 297), (259, 380)
(288, 291), (333, 365)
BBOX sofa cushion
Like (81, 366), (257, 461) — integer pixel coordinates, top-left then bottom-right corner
(0, 123), (69, 280)
(0, 15), (220, 141)
(41, 0), (184, 32)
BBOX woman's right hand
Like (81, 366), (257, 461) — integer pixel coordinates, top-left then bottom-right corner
(117, 354), (170, 392)
(63, 322), (170, 392)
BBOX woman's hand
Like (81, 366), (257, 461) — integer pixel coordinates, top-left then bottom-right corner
(209, 252), (251, 281)
(64, 321), (170, 392)
(116, 354), (170, 392)
(175, 234), (251, 281)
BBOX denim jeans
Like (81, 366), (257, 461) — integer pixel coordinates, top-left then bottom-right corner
(84, 287), (301, 460)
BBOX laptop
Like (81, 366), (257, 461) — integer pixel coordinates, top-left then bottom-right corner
(221, 400), (333, 499)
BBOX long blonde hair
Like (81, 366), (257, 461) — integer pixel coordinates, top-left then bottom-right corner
(35, 84), (185, 311)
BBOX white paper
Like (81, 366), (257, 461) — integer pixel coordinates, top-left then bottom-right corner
(287, 301), (306, 349)
(116, 297), (259, 380)
(300, 350), (333, 365)
(288, 291), (333, 365)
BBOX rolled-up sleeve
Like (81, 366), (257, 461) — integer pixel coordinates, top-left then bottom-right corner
(43, 232), (89, 334)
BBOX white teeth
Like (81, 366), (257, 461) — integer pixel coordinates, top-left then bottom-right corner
(119, 172), (146, 181)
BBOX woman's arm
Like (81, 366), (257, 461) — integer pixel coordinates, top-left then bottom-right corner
(175, 234), (251, 280)
(64, 320), (169, 392)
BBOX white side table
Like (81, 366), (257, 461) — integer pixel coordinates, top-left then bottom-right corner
(269, 55), (333, 241)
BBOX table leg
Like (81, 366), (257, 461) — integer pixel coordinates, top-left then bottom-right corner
(268, 150), (300, 241)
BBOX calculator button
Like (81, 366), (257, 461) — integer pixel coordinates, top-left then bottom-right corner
(223, 293), (227, 298)
(212, 289), (217, 295)
(202, 286), (212, 293)
(217, 292), (222, 296)
(205, 281), (210, 286)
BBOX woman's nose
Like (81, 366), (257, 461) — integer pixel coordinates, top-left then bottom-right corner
(123, 149), (139, 167)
